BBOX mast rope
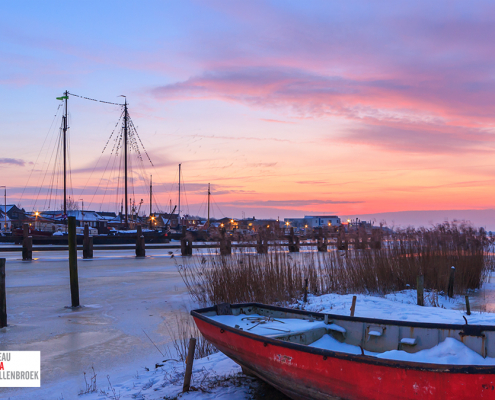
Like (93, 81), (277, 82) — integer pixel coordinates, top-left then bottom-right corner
(20, 103), (63, 203)
(68, 92), (123, 106)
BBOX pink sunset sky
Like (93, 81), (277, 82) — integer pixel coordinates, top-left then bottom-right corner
(2, 1), (495, 228)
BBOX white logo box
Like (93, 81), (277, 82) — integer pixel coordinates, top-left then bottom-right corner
(0, 351), (40, 387)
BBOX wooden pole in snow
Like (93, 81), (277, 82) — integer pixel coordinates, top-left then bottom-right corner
(417, 275), (424, 306)
(0, 258), (6, 328)
(465, 295), (471, 316)
(350, 296), (357, 317)
(447, 266), (455, 298)
(183, 338), (197, 392)
(68, 216), (80, 307)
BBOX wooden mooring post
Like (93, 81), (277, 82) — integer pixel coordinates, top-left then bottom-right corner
(370, 229), (382, 249)
(183, 338), (197, 392)
(447, 266), (455, 298)
(135, 226), (146, 257)
(465, 295), (471, 316)
(417, 275), (424, 306)
(68, 216), (80, 307)
(180, 226), (193, 256)
(317, 228), (327, 252)
(256, 230), (268, 254)
(303, 278), (308, 303)
(82, 225), (93, 259)
(288, 228), (300, 253)
(219, 228), (232, 256)
(0, 258), (6, 328)
(350, 295), (357, 317)
(22, 223), (32, 261)
(337, 229), (348, 251)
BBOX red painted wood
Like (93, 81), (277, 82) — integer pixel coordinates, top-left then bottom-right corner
(194, 317), (495, 400)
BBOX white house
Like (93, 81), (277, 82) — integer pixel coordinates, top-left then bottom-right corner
(284, 215), (341, 228)
(0, 210), (11, 232)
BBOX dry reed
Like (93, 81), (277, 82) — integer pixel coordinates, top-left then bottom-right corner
(178, 223), (493, 306)
(165, 313), (216, 362)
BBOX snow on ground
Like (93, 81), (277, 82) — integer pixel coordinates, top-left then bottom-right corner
(300, 288), (495, 325)
(76, 282), (495, 400)
(81, 352), (254, 400)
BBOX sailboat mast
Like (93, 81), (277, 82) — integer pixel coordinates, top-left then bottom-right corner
(63, 90), (68, 217)
(207, 183), (210, 228)
(149, 175), (153, 228)
(178, 163), (181, 225)
(124, 98), (128, 228)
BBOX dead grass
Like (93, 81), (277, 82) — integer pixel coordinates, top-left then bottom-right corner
(179, 223), (493, 306)
(165, 313), (216, 362)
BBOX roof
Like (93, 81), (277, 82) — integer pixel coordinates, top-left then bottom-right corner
(0, 205), (16, 213)
(304, 215), (339, 218)
(0, 211), (10, 221)
(40, 210), (108, 222)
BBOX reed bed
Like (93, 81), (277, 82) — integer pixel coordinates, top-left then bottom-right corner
(178, 223), (494, 307)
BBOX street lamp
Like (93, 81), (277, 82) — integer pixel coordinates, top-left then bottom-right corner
(34, 211), (39, 230)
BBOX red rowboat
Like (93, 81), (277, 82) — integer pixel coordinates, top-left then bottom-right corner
(192, 303), (495, 400)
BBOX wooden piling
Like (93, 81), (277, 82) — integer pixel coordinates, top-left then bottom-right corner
(257, 231), (268, 254)
(303, 278), (308, 303)
(350, 295), (357, 317)
(136, 226), (146, 257)
(180, 226), (192, 256)
(83, 225), (93, 259)
(317, 228), (327, 252)
(465, 295), (471, 316)
(288, 228), (300, 252)
(68, 216), (80, 307)
(338, 229), (348, 251)
(219, 228), (232, 256)
(22, 223), (32, 261)
(183, 338), (197, 392)
(0, 258), (6, 328)
(417, 275), (424, 306)
(447, 266), (455, 298)
(371, 229), (382, 249)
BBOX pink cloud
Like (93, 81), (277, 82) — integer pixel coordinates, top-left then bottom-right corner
(152, 66), (495, 153)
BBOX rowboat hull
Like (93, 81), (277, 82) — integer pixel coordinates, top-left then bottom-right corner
(192, 304), (495, 400)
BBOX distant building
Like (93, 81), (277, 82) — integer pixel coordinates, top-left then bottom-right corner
(0, 210), (11, 231)
(40, 210), (110, 233)
(0, 205), (27, 229)
(284, 215), (341, 229)
(153, 213), (179, 228)
(238, 218), (279, 232)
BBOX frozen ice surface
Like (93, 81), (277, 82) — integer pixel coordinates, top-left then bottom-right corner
(0, 248), (196, 399)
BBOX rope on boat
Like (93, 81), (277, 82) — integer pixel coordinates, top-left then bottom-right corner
(241, 316), (289, 332)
